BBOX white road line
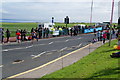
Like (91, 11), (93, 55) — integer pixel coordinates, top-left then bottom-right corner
(78, 43), (82, 47)
(51, 50), (57, 52)
(46, 52), (53, 55)
(3, 50), (8, 52)
(60, 47), (68, 51)
(32, 51), (46, 59)
(78, 37), (82, 39)
(26, 45), (33, 48)
(65, 39), (69, 42)
(0, 65), (3, 68)
(2, 47), (25, 52)
(48, 42), (53, 45)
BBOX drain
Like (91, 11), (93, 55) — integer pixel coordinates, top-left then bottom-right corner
(12, 60), (24, 64)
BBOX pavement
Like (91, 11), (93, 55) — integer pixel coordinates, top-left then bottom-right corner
(6, 40), (107, 80)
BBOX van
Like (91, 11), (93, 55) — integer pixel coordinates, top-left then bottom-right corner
(38, 23), (55, 31)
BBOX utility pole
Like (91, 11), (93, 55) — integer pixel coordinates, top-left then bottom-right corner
(109, 0), (114, 46)
(90, 0), (93, 26)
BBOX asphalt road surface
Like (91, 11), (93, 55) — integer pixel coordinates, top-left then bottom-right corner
(1, 33), (114, 78)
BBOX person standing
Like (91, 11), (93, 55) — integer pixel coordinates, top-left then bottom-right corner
(23, 29), (27, 41)
(103, 32), (107, 44)
(6, 29), (10, 43)
(100, 30), (103, 41)
(97, 30), (101, 41)
(16, 30), (21, 43)
(70, 28), (73, 36)
(1, 28), (4, 43)
(35, 27), (38, 39)
(106, 30), (110, 40)
(20, 29), (24, 41)
(46, 28), (49, 38)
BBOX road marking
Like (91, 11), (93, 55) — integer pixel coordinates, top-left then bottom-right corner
(48, 42), (53, 45)
(32, 51), (46, 59)
(65, 39), (69, 42)
(78, 37), (82, 39)
(60, 47), (68, 52)
(0, 65), (3, 68)
(2, 47), (25, 52)
(3, 50), (8, 52)
(51, 50), (57, 52)
(46, 52), (53, 55)
(6, 43), (92, 79)
(77, 43), (82, 47)
(26, 45), (33, 48)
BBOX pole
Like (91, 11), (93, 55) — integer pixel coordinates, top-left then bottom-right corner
(90, 0), (93, 26)
(109, 0), (114, 46)
(66, 23), (67, 28)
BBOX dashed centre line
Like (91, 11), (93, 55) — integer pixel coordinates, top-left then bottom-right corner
(0, 65), (3, 68)
(48, 42), (53, 45)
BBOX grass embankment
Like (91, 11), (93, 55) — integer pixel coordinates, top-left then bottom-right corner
(0, 22), (37, 37)
(39, 40), (120, 79)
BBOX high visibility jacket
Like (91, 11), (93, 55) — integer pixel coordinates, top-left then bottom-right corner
(59, 28), (62, 31)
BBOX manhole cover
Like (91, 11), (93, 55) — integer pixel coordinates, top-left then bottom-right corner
(13, 60), (24, 64)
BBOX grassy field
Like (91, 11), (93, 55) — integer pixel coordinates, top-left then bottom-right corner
(38, 40), (120, 79)
(0, 22), (117, 37)
(0, 22), (92, 37)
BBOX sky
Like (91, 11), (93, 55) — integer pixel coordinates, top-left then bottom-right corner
(0, 0), (120, 23)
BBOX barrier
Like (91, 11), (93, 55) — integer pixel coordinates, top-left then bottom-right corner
(53, 30), (59, 36)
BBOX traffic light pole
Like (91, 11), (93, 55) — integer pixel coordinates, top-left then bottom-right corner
(66, 23), (67, 27)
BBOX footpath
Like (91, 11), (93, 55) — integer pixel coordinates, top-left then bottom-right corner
(7, 40), (106, 80)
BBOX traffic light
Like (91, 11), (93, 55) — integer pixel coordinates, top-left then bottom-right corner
(64, 16), (69, 24)
(118, 17), (120, 25)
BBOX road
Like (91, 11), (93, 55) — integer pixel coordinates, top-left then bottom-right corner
(2, 34), (95, 78)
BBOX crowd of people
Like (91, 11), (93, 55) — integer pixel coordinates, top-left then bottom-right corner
(92, 29), (115, 44)
(0, 25), (118, 44)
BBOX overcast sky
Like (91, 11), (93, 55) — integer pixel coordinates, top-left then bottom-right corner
(0, 0), (120, 23)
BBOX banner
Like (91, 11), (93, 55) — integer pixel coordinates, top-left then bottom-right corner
(84, 27), (102, 33)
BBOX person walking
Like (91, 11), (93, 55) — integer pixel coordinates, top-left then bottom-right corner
(6, 29), (10, 43)
(31, 30), (38, 43)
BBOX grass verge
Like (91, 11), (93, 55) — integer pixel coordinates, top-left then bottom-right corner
(38, 40), (120, 80)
